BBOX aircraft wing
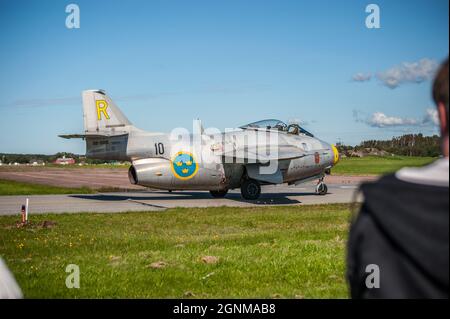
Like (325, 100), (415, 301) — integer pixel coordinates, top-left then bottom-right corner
(220, 144), (305, 162)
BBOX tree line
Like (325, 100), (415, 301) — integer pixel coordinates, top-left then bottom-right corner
(0, 152), (113, 164)
(337, 134), (441, 157)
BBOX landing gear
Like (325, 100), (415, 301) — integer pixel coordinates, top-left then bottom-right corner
(210, 189), (228, 198)
(316, 178), (328, 196)
(241, 179), (261, 200)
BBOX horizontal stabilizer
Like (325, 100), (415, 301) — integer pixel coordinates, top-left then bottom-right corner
(58, 132), (128, 139)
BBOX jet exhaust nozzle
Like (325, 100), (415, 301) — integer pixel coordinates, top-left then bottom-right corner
(128, 165), (138, 184)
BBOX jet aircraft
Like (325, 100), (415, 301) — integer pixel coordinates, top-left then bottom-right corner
(60, 90), (340, 200)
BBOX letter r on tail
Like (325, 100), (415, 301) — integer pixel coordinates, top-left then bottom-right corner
(96, 100), (110, 120)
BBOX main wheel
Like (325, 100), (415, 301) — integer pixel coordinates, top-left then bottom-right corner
(210, 190), (228, 198)
(316, 182), (328, 195)
(241, 179), (261, 200)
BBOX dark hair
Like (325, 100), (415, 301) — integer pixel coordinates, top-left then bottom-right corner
(432, 58), (449, 110)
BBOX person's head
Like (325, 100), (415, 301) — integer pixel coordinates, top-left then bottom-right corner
(432, 58), (449, 157)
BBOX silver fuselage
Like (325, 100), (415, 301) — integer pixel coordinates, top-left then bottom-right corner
(85, 126), (338, 191)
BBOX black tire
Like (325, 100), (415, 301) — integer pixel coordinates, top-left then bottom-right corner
(241, 179), (261, 200)
(317, 183), (328, 195)
(210, 190), (228, 198)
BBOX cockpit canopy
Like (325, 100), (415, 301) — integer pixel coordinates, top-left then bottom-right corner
(240, 119), (287, 131)
(240, 119), (314, 137)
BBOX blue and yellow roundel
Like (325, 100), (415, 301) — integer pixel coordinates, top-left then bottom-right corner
(171, 152), (198, 180)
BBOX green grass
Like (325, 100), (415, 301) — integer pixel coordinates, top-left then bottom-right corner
(0, 179), (95, 196)
(333, 156), (436, 175)
(0, 205), (351, 298)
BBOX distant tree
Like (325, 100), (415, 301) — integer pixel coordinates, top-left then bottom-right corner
(338, 134), (440, 157)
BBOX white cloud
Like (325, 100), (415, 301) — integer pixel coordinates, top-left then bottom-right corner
(352, 73), (372, 82)
(367, 112), (418, 127)
(376, 58), (439, 89)
(422, 108), (440, 126)
(356, 108), (440, 128)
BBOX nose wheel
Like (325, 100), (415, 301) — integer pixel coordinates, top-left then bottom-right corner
(241, 179), (261, 200)
(316, 178), (328, 195)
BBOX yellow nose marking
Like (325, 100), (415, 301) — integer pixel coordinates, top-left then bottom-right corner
(182, 168), (189, 174)
(331, 145), (340, 165)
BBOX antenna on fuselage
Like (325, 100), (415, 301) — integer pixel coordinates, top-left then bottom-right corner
(193, 118), (205, 135)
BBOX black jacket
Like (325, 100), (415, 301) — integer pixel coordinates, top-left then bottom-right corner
(347, 174), (449, 298)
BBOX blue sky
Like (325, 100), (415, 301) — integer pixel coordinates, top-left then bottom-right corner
(0, 0), (448, 154)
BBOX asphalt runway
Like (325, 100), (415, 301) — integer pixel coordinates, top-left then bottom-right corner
(0, 182), (366, 216)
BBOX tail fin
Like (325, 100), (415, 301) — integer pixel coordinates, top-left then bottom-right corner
(82, 89), (133, 134)
(59, 90), (132, 160)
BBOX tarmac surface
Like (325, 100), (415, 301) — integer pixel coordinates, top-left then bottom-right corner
(0, 167), (376, 215)
(0, 183), (369, 215)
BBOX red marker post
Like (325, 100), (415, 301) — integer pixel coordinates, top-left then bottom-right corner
(21, 205), (26, 224)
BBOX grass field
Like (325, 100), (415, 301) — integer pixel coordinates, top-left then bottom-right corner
(0, 179), (96, 196)
(333, 156), (436, 175)
(0, 205), (351, 298)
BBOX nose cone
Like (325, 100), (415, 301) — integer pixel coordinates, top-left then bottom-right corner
(331, 144), (340, 165)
